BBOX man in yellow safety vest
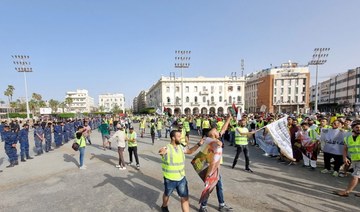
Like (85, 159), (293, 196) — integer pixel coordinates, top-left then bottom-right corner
(158, 130), (204, 212)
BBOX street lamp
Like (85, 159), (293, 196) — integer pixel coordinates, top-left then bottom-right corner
(175, 50), (191, 115)
(12, 55), (32, 119)
(308, 48), (330, 113)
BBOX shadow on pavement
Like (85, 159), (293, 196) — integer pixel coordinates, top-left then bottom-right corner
(89, 153), (117, 166)
(63, 153), (79, 167)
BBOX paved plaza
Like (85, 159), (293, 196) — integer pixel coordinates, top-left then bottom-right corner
(0, 124), (359, 212)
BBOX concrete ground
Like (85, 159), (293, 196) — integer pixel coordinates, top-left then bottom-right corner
(0, 124), (359, 212)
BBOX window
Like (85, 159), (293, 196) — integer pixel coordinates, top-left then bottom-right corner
(194, 86), (198, 92)
(203, 86), (206, 91)
(176, 86), (180, 92)
(288, 80), (291, 86)
(185, 86), (189, 92)
(219, 86), (222, 92)
(186, 96), (189, 102)
(203, 96), (206, 103)
(274, 88), (277, 95)
(167, 97), (170, 103)
(295, 87), (298, 94)
(211, 86), (214, 92)
(237, 96), (241, 102)
(295, 96), (298, 102)
(281, 88), (284, 95)
(237, 86), (241, 91)
(296, 79), (299, 85)
(288, 87), (291, 94)
(219, 96), (222, 102)
(281, 80), (284, 86)
(211, 96), (214, 102)
(228, 86), (233, 91)
(166, 86), (170, 92)
(229, 96), (232, 103)
(281, 96), (284, 102)
(194, 96), (198, 103)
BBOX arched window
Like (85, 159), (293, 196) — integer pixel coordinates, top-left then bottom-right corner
(186, 96), (189, 102)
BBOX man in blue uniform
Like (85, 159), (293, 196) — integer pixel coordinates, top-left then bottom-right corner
(3, 124), (19, 167)
(34, 123), (44, 156)
(19, 123), (33, 162)
(44, 122), (53, 152)
(54, 122), (63, 147)
(63, 120), (70, 143)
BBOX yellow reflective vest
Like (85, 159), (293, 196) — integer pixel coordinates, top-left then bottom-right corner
(162, 144), (185, 181)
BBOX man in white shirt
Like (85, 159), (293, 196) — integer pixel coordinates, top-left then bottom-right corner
(112, 124), (127, 170)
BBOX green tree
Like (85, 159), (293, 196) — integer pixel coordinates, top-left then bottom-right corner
(111, 104), (123, 114)
(98, 105), (105, 112)
(16, 99), (26, 112)
(64, 97), (73, 112)
(48, 99), (60, 113)
(4, 85), (15, 112)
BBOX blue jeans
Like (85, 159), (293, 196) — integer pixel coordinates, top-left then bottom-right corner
(165, 128), (171, 138)
(157, 130), (162, 138)
(164, 177), (189, 198)
(201, 174), (224, 206)
(79, 147), (85, 167)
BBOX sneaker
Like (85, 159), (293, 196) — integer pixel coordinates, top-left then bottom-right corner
(161, 206), (170, 212)
(219, 204), (233, 211)
(332, 171), (339, 177)
(321, 169), (330, 174)
(119, 167), (126, 170)
(244, 168), (253, 173)
(79, 166), (86, 170)
(263, 153), (269, 157)
(115, 165), (121, 168)
(136, 164), (140, 169)
(199, 207), (208, 212)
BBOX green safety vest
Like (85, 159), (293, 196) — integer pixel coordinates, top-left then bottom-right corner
(235, 127), (248, 145)
(308, 130), (318, 142)
(257, 120), (264, 128)
(202, 120), (210, 129)
(180, 128), (186, 145)
(345, 135), (360, 161)
(76, 136), (86, 148)
(184, 121), (190, 132)
(230, 120), (237, 132)
(162, 144), (185, 181)
(127, 132), (137, 147)
(196, 119), (202, 127)
(140, 121), (145, 129)
(217, 121), (224, 132)
(157, 121), (162, 130)
(315, 125), (331, 135)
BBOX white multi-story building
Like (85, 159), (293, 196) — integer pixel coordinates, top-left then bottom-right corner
(312, 67), (360, 112)
(98, 93), (125, 113)
(245, 61), (310, 113)
(132, 97), (138, 113)
(65, 89), (94, 113)
(146, 76), (245, 115)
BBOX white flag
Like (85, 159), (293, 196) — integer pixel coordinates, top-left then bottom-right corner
(266, 116), (294, 161)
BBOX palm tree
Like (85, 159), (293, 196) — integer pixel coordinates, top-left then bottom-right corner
(64, 97), (73, 112)
(4, 85), (15, 112)
(59, 102), (66, 113)
(9, 101), (18, 113)
(48, 99), (60, 113)
(32, 93), (42, 102)
(16, 99), (26, 112)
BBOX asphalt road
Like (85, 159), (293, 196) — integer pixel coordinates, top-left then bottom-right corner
(0, 124), (359, 212)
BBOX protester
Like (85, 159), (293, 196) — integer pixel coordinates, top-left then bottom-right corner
(296, 122), (320, 170)
(334, 120), (360, 197)
(112, 124), (127, 170)
(99, 120), (111, 150)
(127, 126), (140, 169)
(232, 119), (255, 172)
(76, 126), (87, 170)
(158, 130), (204, 212)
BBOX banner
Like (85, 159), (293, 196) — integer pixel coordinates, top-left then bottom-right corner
(156, 108), (162, 115)
(191, 137), (222, 203)
(266, 116), (294, 161)
(320, 129), (350, 155)
(255, 128), (279, 156)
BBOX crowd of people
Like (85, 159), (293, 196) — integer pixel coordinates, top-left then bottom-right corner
(1, 111), (360, 211)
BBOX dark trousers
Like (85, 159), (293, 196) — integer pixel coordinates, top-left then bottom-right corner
(232, 145), (250, 169)
(323, 152), (343, 172)
(128, 146), (139, 165)
(202, 129), (210, 138)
